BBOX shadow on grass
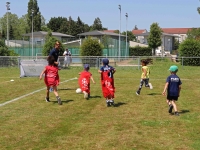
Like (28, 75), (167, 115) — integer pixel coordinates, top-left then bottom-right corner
(147, 93), (162, 96)
(114, 102), (126, 107)
(89, 95), (101, 99)
(58, 88), (75, 91)
(179, 109), (190, 114)
(52, 100), (74, 104)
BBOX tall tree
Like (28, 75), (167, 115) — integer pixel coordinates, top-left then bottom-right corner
(148, 23), (162, 55)
(76, 16), (84, 35)
(27, 0), (41, 32)
(187, 28), (200, 40)
(122, 30), (136, 41)
(47, 17), (67, 32)
(134, 25), (138, 30)
(67, 16), (77, 36)
(91, 17), (103, 31)
(9, 25), (14, 40)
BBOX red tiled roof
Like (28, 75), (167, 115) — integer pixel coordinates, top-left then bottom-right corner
(132, 29), (146, 35)
(161, 28), (194, 34)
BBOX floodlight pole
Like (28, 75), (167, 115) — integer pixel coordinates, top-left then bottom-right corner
(118, 5), (121, 59)
(125, 13), (128, 58)
(31, 9), (34, 58)
(6, 2), (10, 47)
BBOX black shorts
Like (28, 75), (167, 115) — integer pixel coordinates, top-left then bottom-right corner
(167, 95), (178, 101)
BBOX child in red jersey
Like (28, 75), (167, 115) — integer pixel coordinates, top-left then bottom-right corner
(78, 64), (95, 99)
(39, 55), (62, 105)
(98, 58), (116, 107)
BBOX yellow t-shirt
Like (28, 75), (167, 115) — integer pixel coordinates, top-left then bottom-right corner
(141, 66), (150, 79)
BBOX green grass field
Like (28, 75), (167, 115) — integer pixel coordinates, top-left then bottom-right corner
(0, 60), (200, 150)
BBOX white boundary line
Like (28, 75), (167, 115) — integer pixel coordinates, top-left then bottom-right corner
(0, 77), (77, 107)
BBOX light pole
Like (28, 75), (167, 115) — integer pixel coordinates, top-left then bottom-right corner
(31, 9), (34, 58)
(118, 5), (121, 58)
(125, 13), (128, 57)
(6, 2), (10, 47)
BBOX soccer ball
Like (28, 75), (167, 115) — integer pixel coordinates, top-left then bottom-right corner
(76, 88), (82, 94)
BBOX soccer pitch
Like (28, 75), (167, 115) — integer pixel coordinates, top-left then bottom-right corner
(0, 62), (200, 149)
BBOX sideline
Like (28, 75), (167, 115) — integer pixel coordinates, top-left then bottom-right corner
(0, 77), (77, 107)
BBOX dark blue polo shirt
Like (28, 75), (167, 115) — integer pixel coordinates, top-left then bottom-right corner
(49, 48), (59, 61)
(166, 74), (182, 96)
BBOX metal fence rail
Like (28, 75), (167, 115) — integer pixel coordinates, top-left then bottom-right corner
(0, 56), (200, 68)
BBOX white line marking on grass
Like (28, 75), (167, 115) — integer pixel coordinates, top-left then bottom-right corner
(0, 77), (77, 107)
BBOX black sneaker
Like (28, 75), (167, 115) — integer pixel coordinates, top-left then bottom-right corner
(168, 104), (173, 113)
(136, 91), (140, 95)
(106, 100), (111, 107)
(110, 100), (115, 106)
(174, 112), (179, 116)
(45, 97), (50, 102)
(57, 97), (62, 105)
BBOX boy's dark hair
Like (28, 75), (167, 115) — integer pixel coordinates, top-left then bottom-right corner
(141, 58), (153, 65)
(102, 58), (109, 65)
(47, 55), (55, 65)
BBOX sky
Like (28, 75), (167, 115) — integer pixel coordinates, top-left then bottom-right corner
(0, 0), (200, 32)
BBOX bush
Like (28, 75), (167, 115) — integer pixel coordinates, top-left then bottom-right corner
(80, 37), (103, 66)
(129, 46), (152, 56)
(179, 39), (200, 66)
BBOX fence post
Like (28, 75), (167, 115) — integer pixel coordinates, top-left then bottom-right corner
(182, 57), (184, 69)
(138, 57), (141, 70)
(18, 56), (21, 68)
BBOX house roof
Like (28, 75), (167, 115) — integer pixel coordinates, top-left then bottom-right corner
(23, 31), (74, 37)
(132, 29), (147, 35)
(77, 30), (126, 37)
(161, 28), (194, 34)
(137, 32), (179, 37)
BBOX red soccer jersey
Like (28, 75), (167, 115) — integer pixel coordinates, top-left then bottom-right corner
(44, 65), (59, 87)
(78, 71), (92, 93)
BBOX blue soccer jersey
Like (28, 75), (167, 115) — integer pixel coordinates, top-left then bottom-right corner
(100, 65), (115, 78)
(166, 74), (182, 96)
(49, 48), (59, 61)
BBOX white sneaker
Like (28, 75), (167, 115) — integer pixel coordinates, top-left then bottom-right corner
(83, 91), (88, 99)
(149, 83), (153, 89)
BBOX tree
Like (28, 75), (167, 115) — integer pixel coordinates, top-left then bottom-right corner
(114, 30), (119, 34)
(122, 30), (136, 41)
(148, 23), (162, 55)
(91, 17), (103, 31)
(67, 16), (77, 36)
(76, 16), (84, 36)
(47, 17), (68, 33)
(27, 0), (42, 32)
(81, 37), (103, 56)
(9, 25), (14, 40)
(42, 31), (64, 56)
(187, 28), (200, 40)
(133, 25), (138, 30)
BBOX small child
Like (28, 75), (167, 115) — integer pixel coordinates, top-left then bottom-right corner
(162, 65), (182, 116)
(98, 58), (116, 107)
(78, 64), (95, 99)
(39, 55), (62, 105)
(136, 59), (153, 95)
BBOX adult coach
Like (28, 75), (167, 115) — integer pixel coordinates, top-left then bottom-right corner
(63, 48), (72, 68)
(49, 41), (61, 66)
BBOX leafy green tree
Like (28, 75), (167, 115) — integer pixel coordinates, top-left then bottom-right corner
(179, 38), (200, 66)
(81, 37), (103, 56)
(187, 28), (200, 40)
(91, 17), (103, 31)
(148, 23), (162, 55)
(9, 25), (14, 40)
(83, 24), (91, 32)
(0, 39), (10, 56)
(47, 17), (68, 33)
(42, 31), (64, 56)
(76, 16), (84, 36)
(122, 30), (136, 41)
(67, 16), (77, 36)
(27, 0), (41, 32)
(174, 39), (180, 50)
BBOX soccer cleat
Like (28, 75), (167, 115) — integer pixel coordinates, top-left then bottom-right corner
(57, 97), (62, 105)
(149, 83), (153, 89)
(106, 100), (111, 107)
(136, 91), (140, 95)
(168, 104), (173, 113)
(83, 91), (88, 99)
(110, 99), (115, 106)
(174, 112), (179, 116)
(45, 97), (50, 102)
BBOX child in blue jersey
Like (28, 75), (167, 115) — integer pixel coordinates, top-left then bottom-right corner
(162, 65), (182, 116)
(136, 59), (153, 95)
(98, 58), (116, 107)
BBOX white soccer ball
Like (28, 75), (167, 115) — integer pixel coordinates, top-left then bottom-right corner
(76, 88), (82, 94)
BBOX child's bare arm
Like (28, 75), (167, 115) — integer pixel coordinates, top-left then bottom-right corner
(39, 68), (46, 80)
(162, 82), (169, 95)
(91, 76), (95, 84)
(178, 85), (181, 96)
